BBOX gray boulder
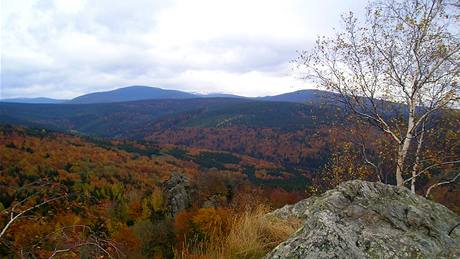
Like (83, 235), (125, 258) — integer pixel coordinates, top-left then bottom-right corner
(266, 180), (460, 259)
(164, 172), (191, 216)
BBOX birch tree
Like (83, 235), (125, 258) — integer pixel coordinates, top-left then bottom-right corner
(297, 0), (460, 189)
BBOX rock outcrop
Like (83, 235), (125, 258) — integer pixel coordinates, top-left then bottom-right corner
(164, 172), (191, 216)
(266, 180), (460, 259)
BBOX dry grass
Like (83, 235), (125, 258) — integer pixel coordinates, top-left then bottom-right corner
(176, 206), (301, 259)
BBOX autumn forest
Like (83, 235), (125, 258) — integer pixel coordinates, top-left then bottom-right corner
(1, 0), (460, 258)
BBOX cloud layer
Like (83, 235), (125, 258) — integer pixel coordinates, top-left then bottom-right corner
(1, 0), (367, 98)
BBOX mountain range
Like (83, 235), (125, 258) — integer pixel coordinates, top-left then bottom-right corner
(1, 85), (333, 104)
(0, 88), (344, 170)
(0, 97), (69, 104)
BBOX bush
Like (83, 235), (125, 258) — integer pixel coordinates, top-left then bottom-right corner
(133, 219), (176, 258)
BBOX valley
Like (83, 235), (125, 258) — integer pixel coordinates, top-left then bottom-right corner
(2, 87), (459, 258)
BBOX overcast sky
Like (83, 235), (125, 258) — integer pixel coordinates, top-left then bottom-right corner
(1, 0), (368, 99)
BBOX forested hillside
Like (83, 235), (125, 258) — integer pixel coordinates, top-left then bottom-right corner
(2, 0), (459, 257)
(0, 125), (310, 257)
(0, 98), (341, 137)
(1, 117), (457, 257)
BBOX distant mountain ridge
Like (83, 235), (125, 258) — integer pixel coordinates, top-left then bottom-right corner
(0, 97), (68, 104)
(68, 85), (197, 104)
(258, 89), (337, 104)
(197, 93), (245, 98)
(2, 85), (334, 104)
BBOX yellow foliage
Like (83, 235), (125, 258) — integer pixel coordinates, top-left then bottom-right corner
(141, 188), (165, 219)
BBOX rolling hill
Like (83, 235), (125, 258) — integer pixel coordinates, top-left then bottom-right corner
(258, 89), (337, 104)
(0, 98), (345, 171)
(0, 124), (309, 257)
(68, 85), (197, 103)
(0, 98), (343, 138)
(3, 85), (339, 104)
(0, 97), (68, 104)
(68, 86), (338, 104)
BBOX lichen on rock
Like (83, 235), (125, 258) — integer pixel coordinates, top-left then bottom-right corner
(266, 180), (460, 259)
(163, 172), (192, 216)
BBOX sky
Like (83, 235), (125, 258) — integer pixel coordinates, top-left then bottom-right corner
(1, 0), (368, 99)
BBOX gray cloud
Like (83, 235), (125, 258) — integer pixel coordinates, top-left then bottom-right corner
(1, 0), (367, 98)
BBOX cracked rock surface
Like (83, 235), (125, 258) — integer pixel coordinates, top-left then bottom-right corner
(266, 180), (460, 259)
(164, 172), (191, 216)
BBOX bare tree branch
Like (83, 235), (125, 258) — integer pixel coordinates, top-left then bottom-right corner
(425, 172), (460, 198)
(0, 194), (67, 239)
(404, 160), (460, 183)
